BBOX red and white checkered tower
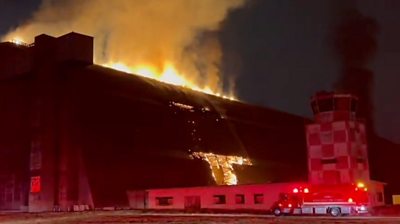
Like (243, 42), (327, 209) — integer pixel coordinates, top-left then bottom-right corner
(306, 92), (370, 185)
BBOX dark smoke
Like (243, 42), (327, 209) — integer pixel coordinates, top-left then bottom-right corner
(333, 9), (379, 134)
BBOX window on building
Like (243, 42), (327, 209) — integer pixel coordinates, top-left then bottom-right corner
(321, 158), (337, 164)
(254, 194), (264, 204)
(213, 195), (226, 204)
(156, 197), (173, 206)
(318, 99), (333, 112)
(334, 97), (350, 111)
(235, 194), (245, 204)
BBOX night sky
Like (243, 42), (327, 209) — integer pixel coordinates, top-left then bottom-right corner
(1, 0), (400, 144)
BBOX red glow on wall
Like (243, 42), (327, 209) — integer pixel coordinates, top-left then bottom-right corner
(30, 176), (41, 193)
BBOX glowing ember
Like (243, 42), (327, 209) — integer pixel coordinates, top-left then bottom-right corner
(191, 152), (252, 185)
(102, 62), (236, 100)
(170, 102), (195, 111)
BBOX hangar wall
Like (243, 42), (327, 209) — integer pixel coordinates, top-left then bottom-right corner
(0, 32), (309, 211)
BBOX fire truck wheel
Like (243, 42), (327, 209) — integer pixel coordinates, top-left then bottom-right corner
(273, 208), (282, 216)
(329, 207), (341, 217)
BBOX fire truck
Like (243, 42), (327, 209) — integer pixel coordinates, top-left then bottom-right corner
(271, 182), (369, 217)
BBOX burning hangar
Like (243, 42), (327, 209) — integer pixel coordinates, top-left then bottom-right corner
(0, 32), (309, 212)
(1, 32), (398, 213)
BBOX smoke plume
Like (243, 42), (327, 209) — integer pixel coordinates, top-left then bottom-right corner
(3, 0), (245, 94)
(333, 9), (378, 133)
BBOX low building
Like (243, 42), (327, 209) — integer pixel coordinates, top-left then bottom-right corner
(129, 182), (304, 211)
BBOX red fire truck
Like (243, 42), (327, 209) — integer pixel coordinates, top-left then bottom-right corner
(272, 182), (369, 217)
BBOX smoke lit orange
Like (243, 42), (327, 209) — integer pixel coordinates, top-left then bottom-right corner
(3, 0), (244, 101)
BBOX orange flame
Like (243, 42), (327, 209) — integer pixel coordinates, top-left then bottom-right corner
(103, 62), (236, 100)
(10, 37), (26, 46)
(8, 36), (237, 100)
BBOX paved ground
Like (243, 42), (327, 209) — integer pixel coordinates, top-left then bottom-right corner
(1, 211), (400, 224)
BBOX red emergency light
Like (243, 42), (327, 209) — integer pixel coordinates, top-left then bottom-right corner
(292, 187), (309, 194)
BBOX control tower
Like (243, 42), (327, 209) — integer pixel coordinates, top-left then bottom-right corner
(306, 92), (369, 185)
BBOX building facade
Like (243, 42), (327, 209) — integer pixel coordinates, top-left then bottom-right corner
(136, 183), (304, 211)
(0, 32), (308, 212)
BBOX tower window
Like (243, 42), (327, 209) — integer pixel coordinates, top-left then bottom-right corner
(334, 97), (350, 111)
(318, 99), (333, 112)
(321, 158), (337, 164)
